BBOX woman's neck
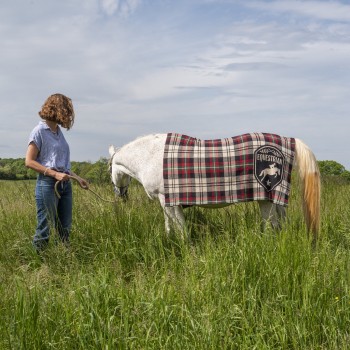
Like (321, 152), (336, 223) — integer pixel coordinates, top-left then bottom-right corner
(45, 120), (58, 133)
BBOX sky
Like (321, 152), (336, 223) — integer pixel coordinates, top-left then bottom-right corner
(1, 0), (350, 168)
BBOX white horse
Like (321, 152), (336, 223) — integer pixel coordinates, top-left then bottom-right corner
(109, 134), (320, 240)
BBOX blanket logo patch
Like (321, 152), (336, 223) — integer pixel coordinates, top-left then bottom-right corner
(254, 146), (285, 192)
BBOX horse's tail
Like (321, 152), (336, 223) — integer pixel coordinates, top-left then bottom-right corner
(294, 138), (321, 241)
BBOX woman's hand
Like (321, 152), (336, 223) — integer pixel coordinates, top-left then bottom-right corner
(54, 172), (71, 182)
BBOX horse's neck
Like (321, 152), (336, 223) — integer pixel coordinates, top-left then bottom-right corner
(118, 134), (166, 180)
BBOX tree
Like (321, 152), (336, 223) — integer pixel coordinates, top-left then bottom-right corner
(340, 170), (350, 181)
(318, 160), (346, 176)
(85, 158), (110, 183)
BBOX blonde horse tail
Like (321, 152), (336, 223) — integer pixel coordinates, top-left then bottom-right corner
(294, 138), (321, 241)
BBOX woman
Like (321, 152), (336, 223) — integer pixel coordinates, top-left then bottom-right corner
(25, 93), (89, 251)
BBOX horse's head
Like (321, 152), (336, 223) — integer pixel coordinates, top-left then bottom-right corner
(108, 145), (132, 199)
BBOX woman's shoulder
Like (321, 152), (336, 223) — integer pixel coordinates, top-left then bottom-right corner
(31, 121), (47, 133)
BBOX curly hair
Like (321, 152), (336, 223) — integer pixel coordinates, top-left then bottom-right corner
(39, 93), (75, 130)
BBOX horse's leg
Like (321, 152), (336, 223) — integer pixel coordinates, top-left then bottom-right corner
(158, 194), (184, 235)
(258, 201), (281, 231)
(174, 205), (185, 230)
(163, 206), (186, 238)
(162, 208), (171, 234)
(158, 194), (172, 234)
(275, 204), (286, 225)
(163, 207), (177, 234)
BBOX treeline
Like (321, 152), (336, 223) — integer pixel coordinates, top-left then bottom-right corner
(318, 160), (350, 181)
(1, 158), (349, 183)
(0, 158), (110, 183)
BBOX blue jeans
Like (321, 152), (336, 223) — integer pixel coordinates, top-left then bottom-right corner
(33, 174), (72, 250)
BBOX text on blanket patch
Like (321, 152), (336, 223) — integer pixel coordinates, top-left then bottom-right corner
(254, 145), (285, 192)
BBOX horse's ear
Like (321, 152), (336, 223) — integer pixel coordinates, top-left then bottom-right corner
(109, 145), (116, 157)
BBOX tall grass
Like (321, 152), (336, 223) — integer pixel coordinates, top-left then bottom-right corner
(0, 177), (350, 349)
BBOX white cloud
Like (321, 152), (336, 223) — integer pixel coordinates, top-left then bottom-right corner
(101, 0), (120, 16)
(120, 0), (142, 17)
(100, 0), (141, 17)
(246, 0), (350, 21)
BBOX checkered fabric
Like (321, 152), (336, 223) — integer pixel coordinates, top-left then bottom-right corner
(163, 132), (295, 207)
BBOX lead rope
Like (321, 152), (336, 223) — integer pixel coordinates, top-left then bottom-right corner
(55, 175), (115, 203)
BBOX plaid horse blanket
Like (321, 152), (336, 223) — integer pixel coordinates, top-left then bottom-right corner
(163, 132), (295, 207)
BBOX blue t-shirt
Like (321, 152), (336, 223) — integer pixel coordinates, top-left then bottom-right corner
(28, 121), (71, 172)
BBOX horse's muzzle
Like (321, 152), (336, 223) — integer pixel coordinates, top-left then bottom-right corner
(114, 186), (129, 200)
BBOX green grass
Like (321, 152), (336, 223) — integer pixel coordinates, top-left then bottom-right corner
(1, 178), (350, 349)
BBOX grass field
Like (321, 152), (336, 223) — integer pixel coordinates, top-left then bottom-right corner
(0, 176), (350, 349)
